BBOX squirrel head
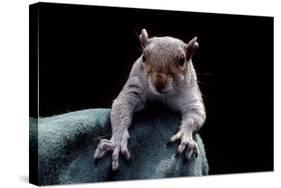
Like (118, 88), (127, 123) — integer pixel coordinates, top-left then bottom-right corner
(139, 28), (199, 95)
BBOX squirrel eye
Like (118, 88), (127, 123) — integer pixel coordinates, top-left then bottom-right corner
(178, 55), (185, 66)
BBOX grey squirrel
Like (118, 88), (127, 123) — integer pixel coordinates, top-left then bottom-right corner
(94, 29), (206, 171)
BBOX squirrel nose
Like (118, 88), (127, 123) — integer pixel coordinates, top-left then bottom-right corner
(153, 73), (167, 92)
(155, 80), (167, 92)
(155, 82), (165, 92)
(153, 73), (167, 93)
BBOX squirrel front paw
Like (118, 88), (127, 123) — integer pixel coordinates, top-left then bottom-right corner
(170, 130), (199, 159)
(94, 131), (130, 171)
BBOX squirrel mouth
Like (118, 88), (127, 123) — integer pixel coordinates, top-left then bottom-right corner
(158, 90), (169, 94)
(155, 88), (172, 95)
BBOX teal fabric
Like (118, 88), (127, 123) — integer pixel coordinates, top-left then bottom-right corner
(30, 108), (208, 185)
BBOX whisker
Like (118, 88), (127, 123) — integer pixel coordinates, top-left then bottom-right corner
(133, 30), (140, 39)
(197, 80), (208, 86)
(197, 72), (213, 76)
(133, 30), (144, 52)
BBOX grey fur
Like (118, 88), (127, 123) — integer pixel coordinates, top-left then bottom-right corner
(94, 29), (206, 171)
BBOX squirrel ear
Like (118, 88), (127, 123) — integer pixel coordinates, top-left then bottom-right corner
(139, 28), (149, 48)
(186, 37), (199, 61)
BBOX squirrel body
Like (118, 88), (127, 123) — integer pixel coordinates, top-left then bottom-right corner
(94, 29), (206, 171)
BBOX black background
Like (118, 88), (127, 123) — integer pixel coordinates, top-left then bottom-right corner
(33, 3), (273, 175)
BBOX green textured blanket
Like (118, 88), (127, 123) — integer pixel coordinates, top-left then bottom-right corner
(30, 108), (208, 185)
